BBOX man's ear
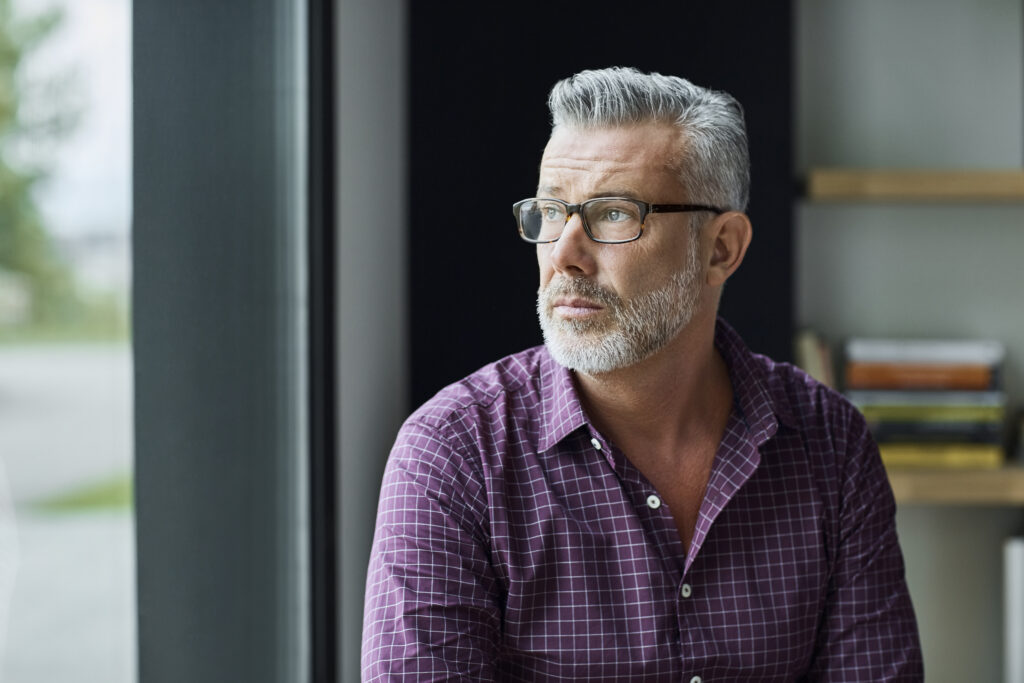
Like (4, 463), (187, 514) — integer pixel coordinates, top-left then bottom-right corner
(706, 212), (752, 287)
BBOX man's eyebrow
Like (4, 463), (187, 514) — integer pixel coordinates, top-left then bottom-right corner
(535, 186), (642, 199)
(589, 189), (641, 199)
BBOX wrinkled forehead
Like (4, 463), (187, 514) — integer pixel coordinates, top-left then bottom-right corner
(538, 123), (686, 198)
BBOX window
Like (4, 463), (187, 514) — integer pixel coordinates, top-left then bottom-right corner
(0, 0), (134, 681)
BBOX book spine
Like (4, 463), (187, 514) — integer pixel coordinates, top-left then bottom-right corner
(795, 330), (834, 389)
(859, 404), (1005, 423)
(846, 390), (1006, 407)
(879, 443), (1004, 469)
(868, 421), (1003, 443)
(1006, 537), (1024, 683)
(846, 362), (995, 390)
(845, 338), (1005, 365)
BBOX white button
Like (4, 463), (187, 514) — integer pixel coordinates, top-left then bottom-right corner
(590, 437), (602, 450)
(690, 677), (702, 683)
(680, 583), (692, 598)
(646, 494), (661, 509)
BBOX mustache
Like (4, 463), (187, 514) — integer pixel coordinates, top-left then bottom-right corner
(540, 277), (620, 307)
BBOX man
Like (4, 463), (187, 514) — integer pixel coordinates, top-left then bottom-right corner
(363, 67), (922, 681)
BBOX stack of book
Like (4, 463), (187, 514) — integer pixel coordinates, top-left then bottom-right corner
(843, 337), (1007, 469)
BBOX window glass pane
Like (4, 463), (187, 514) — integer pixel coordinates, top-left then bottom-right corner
(0, 0), (133, 680)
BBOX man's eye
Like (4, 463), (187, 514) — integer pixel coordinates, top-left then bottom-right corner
(598, 205), (638, 223)
(541, 206), (563, 221)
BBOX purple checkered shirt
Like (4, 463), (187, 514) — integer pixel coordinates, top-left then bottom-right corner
(362, 318), (922, 681)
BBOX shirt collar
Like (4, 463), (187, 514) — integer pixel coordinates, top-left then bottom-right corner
(535, 316), (796, 452)
(537, 349), (590, 453)
(714, 316), (797, 443)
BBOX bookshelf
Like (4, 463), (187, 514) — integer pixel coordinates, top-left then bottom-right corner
(797, 180), (1024, 680)
(806, 168), (1024, 201)
(887, 466), (1024, 505)
(796, 1), (1024, 677)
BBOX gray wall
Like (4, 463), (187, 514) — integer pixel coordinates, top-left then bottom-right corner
(337, 1), (408, 680)
(797, 0), (1022, 171)
(797, 0), (1024, 679)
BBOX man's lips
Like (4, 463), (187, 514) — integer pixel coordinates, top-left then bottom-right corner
(552, 297), (604, 317)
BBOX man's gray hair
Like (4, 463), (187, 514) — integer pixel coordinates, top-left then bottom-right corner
(547, 67), (750, 212)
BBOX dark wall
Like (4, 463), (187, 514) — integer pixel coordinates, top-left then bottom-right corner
(409, 2), (794, 408)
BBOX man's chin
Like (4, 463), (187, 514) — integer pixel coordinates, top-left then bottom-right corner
(543, 332), (621, 374)
(543, 325), (604, 352)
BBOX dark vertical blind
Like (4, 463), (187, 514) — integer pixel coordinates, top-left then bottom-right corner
(308, 0), (337, 680)
(408, 2), (795, 407)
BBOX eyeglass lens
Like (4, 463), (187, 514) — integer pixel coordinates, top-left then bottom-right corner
(518, 199), (644, 243)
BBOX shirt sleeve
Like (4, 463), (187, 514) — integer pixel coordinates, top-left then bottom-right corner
(361, 419), (503, 681)
(807, 404), (924, 682)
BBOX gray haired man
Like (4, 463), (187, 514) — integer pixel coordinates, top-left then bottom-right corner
(363, 67), (922, 682)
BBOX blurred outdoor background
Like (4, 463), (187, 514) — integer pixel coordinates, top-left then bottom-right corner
(0, 0), (133, 680)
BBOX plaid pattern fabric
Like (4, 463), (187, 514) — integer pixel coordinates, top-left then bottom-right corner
(362, 318), (922, 682)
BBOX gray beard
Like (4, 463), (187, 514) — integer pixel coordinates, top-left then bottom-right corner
(537, 237), (702, 375)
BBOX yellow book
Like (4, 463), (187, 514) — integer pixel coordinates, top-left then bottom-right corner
(859, 405), (1004, 423)
(880, 443), (1004, 469)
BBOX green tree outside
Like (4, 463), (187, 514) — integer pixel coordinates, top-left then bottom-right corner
(0, 0), (121, 341)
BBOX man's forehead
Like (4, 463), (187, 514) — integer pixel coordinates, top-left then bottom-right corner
(537, 123), (684, 195)
(542, 122), (680, 156)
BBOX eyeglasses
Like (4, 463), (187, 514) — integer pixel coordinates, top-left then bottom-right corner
(512, 197), (724, 244)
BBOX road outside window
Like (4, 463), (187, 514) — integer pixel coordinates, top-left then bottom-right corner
(0, 0), (133, 680)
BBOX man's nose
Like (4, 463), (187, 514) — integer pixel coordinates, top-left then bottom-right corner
(548, 212), (595, 276)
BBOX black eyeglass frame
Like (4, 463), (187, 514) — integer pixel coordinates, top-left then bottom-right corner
(512, 196), (725, 244)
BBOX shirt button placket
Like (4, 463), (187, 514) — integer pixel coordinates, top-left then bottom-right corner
(680, 583), (692, 599)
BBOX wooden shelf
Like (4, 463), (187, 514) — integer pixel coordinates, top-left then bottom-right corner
(887, 465), (1024, 505)
(807, 168), (1024, 201)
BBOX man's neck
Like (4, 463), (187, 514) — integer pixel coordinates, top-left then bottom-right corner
(574, 313), (733, 462)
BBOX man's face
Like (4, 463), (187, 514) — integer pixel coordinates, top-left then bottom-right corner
(535, 123), (708, 374)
